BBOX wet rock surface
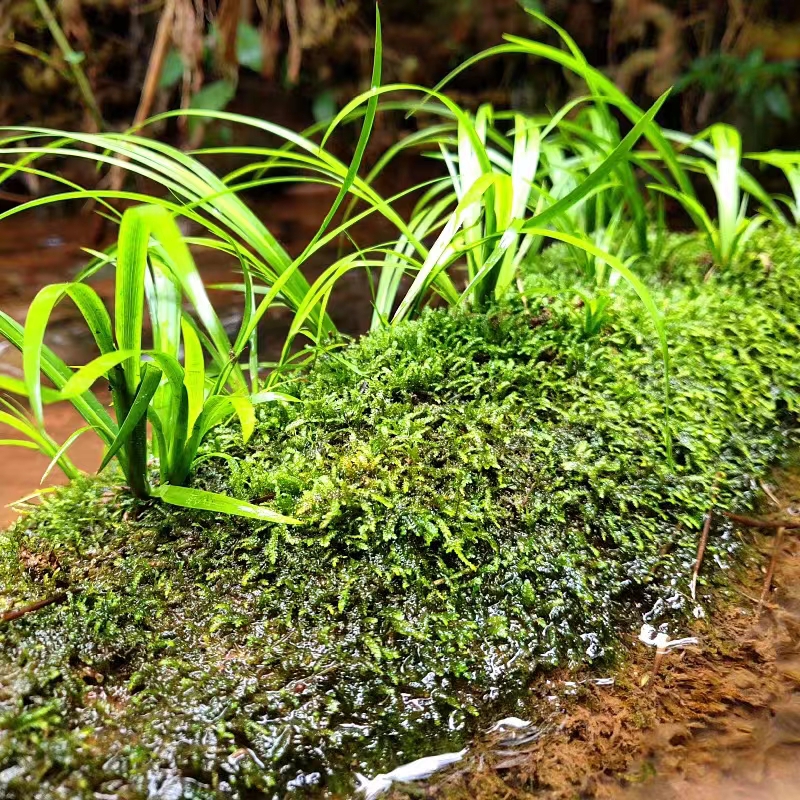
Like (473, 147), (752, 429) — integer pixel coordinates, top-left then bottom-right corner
(2, 227), (800, 798)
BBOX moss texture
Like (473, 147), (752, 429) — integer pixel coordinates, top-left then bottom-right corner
(1, 229), (800, 797)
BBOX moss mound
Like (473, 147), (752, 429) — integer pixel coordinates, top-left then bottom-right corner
(2, 230), (800, 798)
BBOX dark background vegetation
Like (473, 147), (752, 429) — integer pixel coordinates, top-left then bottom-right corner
(3, 0), (800, 156)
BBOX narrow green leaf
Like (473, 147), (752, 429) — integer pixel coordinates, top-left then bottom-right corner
(151, 484), (300, 524)
(22, 282), (114, 424)
(99, 363), (163, 473)
(0, 375), (61, 404)
(40, 425), (92, 484)
(0, 439), (40, 449)
(59, 350), (139, 399)
(228, 396), (255, 443)
(181, 317), (205, 434)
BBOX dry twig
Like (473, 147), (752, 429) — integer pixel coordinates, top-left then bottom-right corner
(689, 510), (712, 600)
(1, 592), (66, 623)
(757, 526), (785, 614)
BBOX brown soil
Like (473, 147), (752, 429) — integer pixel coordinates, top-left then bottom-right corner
(427, 472), (800, 800)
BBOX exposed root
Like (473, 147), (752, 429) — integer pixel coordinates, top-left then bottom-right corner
(758, 526), (786, 614)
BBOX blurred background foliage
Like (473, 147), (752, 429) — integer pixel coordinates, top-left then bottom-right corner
(1, 0), (800, 164)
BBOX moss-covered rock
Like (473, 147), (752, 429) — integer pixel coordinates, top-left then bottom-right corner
(1, 230), (800, 797)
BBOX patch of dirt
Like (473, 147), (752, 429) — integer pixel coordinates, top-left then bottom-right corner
(426, 471), (800, 800)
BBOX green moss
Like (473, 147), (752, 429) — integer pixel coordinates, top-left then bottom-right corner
(2, 229), (800, 797)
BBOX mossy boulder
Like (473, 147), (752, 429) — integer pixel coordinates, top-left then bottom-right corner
(1, 230), (799, 798)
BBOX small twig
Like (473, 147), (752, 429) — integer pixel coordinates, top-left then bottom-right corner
(690, 510), (712, 600)
(757, 527), (785, 614)
(1, 592), (66, 623)
(759, 480), (781, 508)
(733, 587), (778, 610)
(722, 511), (800, 530)
(32, 0), (103, 130)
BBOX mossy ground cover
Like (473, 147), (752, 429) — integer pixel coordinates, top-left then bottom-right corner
(1, 229), (800, 798)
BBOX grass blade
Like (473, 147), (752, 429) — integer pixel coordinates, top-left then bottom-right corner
(98, 363), (163, 473)
(40, 425), (92, 484)
(22, 282), (114, 424)
(151, 484), (300, 524)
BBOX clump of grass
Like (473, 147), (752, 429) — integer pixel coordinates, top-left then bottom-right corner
(648, 124), (778, 268)
(0, 11), (683, 496)
(0, 204), (298, 521)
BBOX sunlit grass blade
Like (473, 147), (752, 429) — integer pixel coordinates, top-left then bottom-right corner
(40, 425), (92, 484)
(707, 124), (740, 266)
(22, 282), (114, 424)
(0, 375), (61, 404)
(0, 310), (119, 448)
(0, 439), (39, 450)
(0, 398), (79, 479)
(151, 484), (300, 525)
(250, 390), (300, 404)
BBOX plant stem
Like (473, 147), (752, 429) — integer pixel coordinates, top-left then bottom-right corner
(32, 0), (104, 131)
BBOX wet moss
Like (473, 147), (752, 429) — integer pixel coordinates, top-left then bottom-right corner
(2, 229), (800, 797)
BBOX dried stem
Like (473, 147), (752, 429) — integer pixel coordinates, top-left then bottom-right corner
(32, 0), (103, 130)
(1, 592), (67, 623)
(107, 0), (177, 194)
(689, 510), (712, 600)
(757, 526), (785, 614)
